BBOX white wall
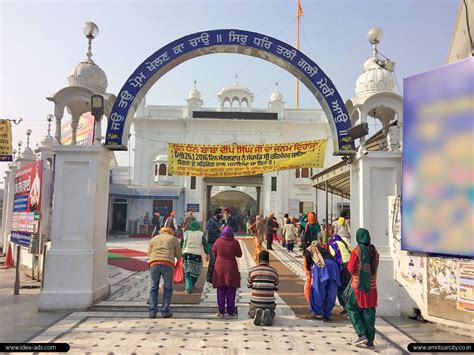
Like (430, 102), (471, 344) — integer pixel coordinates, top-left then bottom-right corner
(350, 151), (403, 316)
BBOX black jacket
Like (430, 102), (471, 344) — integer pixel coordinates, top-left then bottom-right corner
(266, 218), (279, 235)
(152, 216), (161, 228)
(207, 217), (223, 244)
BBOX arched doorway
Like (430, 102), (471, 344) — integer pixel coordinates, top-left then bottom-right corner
(105, 29), (355, 154)
(210, 190), (257, 233)
(40, 29), (357, 311)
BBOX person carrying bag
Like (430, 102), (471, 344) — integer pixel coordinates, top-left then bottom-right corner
(173, 258), (184, 284)
(147, 227), (182, 319)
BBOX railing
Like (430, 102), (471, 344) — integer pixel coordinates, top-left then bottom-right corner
(293, 177), (313, 188)
(283, 109), (325, 122)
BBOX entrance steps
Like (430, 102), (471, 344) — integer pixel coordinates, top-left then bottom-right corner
(90, 300), (218, 314)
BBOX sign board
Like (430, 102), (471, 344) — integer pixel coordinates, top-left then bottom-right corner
(402, 57), (474, 257)
(0, 120), (13, 161)
(11, 160), (42, 246)
(168, 140), (327, 177)
(187, 203), (200, 212)
(61, 112), (94, 146)
(105, 29), (355, 154)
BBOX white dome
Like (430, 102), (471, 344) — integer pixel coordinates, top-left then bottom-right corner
(68, 59), (108, 92)
(218, 82), (254, 110)
(355, 57), (395, 96)
(39, 134), (56, 148)
(188, 88), (201, 100)
(154, 154), (168, 162)
(20, 147), (35, 161)
(270, 89), (283, 102)
(219, 83), (253, 97)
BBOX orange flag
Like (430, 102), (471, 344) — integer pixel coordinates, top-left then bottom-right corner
(297, 0), (304, 17)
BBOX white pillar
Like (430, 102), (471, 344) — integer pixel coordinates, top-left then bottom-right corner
(39, 145), (112, 310)
(350, 151), (402, 315)
(70, 114), (79, 145)
(94, 118), (102, 144)
(55, 113), (63, 144)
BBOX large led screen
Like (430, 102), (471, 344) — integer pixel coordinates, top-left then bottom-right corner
(402, 57), (473, 257)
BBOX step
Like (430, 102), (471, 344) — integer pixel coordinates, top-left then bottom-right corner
(90, 301), (218, 313)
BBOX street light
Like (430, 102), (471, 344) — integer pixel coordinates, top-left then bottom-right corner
(46, 114), (53, 137)
(83, 22), (99, 62)
(367, 27), (383, 58)
(91, 94), (104, 144)
(347, 122), (369, 140)
(26, 129), (32, 148)
(17, 140), (23, 155)
(83, 22), (99, 39)
(367, 27), (383, 45)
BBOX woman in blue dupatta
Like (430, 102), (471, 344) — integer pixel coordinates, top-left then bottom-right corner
(307, 241), (340, 321)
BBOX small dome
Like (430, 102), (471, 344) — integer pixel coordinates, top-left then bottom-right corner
(218, 81), (254, 110)
(188, 88), (201, 100)
(38, 134), (56, 148)
(355, 57), (395, 96)
(154, 154), (168, 162)
(68, 59), (108, 92)
(20, 147), (35, 161)
(270, 89), (283, 102)
(219, 83), (253, 97)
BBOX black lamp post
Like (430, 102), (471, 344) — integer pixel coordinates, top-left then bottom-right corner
(347, 122), (369, 140)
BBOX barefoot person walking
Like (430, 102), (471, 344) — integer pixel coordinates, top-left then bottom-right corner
(180, 220), (209, 294)
(206, 208), (224, 283)
(148, 227), (182, 319)
(329, 234), (352, 313)
(250, 215), (266, 261)
(212, 226), (242, 318)
(307, 241), (340, 321)
(282, 217), (298, 252)
(346, 228), (380, 349)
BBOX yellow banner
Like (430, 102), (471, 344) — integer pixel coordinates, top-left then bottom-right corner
(168, 139), (327, 177)
(0, 120), (13, 162)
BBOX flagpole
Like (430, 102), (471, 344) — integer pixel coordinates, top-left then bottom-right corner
(296, 0), (300, 110)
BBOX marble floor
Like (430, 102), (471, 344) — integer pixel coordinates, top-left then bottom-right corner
(24, 237), (413, 354)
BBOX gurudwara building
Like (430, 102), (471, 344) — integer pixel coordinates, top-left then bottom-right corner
(108, 83), (347, 234)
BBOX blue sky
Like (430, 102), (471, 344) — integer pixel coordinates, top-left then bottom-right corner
(0, 0), (459, 174)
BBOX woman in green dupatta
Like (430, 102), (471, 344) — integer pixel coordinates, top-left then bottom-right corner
(180, 221), (209, 294)
(345, 228), (379, 349)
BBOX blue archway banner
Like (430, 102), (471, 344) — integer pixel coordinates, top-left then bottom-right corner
(105, 29), (355, 154)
